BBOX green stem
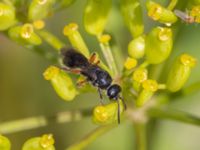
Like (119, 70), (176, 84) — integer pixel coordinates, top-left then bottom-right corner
(148, 107), (200, 126)
(98, 40), (118, 77)
(133, 123), (147, 150)
(139, 61), (149, 69)
(112, 45), (125, 73)
(37, 30), (65, 51)
(0, 109), (92, 134)
(66, 125), (116, 150)
(167, 0), (178, 10)
(158, 84), (166, 90)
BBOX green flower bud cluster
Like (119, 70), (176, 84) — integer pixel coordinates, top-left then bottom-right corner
(123, 1), (197, 108)
(43, 66), (78, 101)
(8, 23), (42, 46)
(22, 134), (55, 150)
(84, 0), (112, 36)
(0, 1), (199, 148)
(146, 1), (177, 25)
(93, 102), (124, 124)
(0, 134), (55, 150)
(166, 54), (196, 92)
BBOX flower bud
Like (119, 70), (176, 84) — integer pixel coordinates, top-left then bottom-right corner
(43, 66), (78, 101)
(0, 135), (11, 150)
(132, 68), (148, 83)
(128, 35), (145, 59)
(33, 20), (45, 30)
(124, 57), (138, 70)
(84, 0), (112, 35)
(136, 79), (158, 107)
(22, 134), (55, 150)
(166, 54), (196, 92)
(146, 1), (177, 25)
(93, 102), (124, 125)
(132, 68), (148, 92)
(145, 27), (173, 64)
(28, 0), (56, 21)
(190, 5), (200, 23)
(63, 23), (89, 57)
(8, 24), (42, 46)
(120, 0), (144, 37)
(0, 2), (16, 31)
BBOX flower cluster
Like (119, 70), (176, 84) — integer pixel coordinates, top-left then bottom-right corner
(0, 0), (199, 149)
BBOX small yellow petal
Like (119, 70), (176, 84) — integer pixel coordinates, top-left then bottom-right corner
(147, 2), (163, 21)
(43, 66), (60, 80)
(132, 68), (148, 83)
(93, 106), (109, 122)
(63, 23), (78, 36)
(142, 79), (158, 92)
(124, 57), (138, 70)
(158, 27), (172, 41)
(98, 34), (111, 43)
(33, 20), (45, 29)
(40, 134), (55, 148)
(180, 53), (197, 67)
(20, 24), (34, 39)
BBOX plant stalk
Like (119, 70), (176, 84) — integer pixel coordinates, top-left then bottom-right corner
(133, 122), (147, 150)
(66, 125), (116, 150)
(148, 107), (200, 126)
(0, 109), (92, 134)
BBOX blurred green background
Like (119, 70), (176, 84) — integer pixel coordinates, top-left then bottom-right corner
(0, 0), (200, 149)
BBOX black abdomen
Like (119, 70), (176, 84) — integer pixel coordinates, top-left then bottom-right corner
(82, 66), (112, 89)
(61, 48), (89, 68)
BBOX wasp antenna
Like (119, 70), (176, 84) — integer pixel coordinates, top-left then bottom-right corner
(117, 100), (120, 124)
(119, 96), (127, 110)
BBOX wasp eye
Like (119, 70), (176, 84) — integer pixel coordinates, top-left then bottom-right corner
(107, 84), (121, 100)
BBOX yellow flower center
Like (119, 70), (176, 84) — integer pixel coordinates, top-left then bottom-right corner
(33, 20), (45, 29)
(142, 79), (158, 92)
(63, 23), (78, 36)
(133, 68), (148, 83)
(93, 106), (108, 122)
(158, 27), (172, 41)
(190, 6), (200, 17)
(124, 57), (138, 70)
(21, 24), (34, 39)
(98, 34), (111, 43)
(180, 53), (196, 67)
(43, 66), (60, 80)
(40, 134), (54, 148)
(148, 3), (162, 20)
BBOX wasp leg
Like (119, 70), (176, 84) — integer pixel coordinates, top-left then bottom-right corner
(94, 60), (100, 65)
(89, 53), (100, 65)
(89, 53), (96, 63)
(61, 67), (81, 74)
(98, 88), (104, 105)
(119, 96), (127, 110)
(76, 78), (87, 87)
(117, 100), (121, 124)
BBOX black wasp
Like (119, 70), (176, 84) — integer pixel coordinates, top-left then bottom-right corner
(60, 47), (126, 124)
